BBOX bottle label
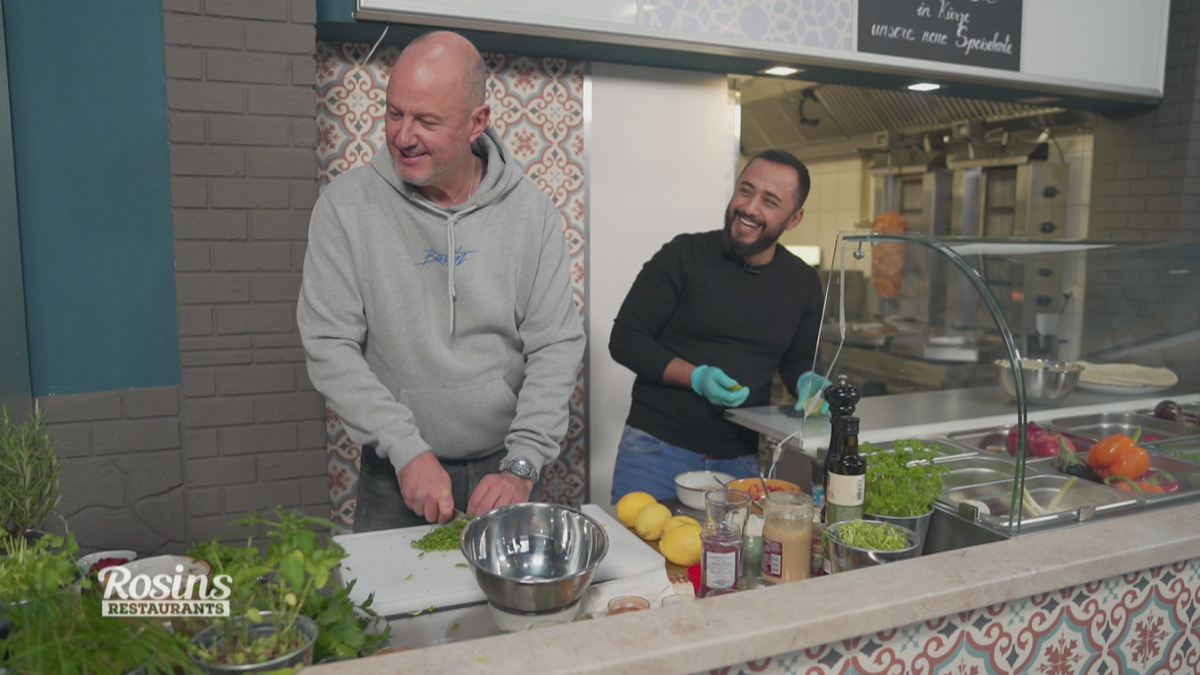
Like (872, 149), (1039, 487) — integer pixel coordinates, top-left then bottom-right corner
(827, 473), (864, 506)
(704, 550), (738, 590)
(826, 501), (863, 524)
(826, 473), (864, 524)
(761, 538), (783, 578)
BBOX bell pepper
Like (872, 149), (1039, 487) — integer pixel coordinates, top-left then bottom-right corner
(1105, 475), (1166, 494)
(1088, 427), (1150, 481)
(1145, 470), (1181, 493)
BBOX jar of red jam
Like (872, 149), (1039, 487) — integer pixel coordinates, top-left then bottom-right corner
(700, 520), (742, 597)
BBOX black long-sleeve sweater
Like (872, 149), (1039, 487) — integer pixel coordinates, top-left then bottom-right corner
(609, 231), (824, 459)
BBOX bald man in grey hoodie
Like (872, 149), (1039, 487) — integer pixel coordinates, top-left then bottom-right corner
(298, 32), (585, 531)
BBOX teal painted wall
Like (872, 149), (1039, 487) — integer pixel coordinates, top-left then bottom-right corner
(5, 0), (180, 395)
(0, 0), (32, 407)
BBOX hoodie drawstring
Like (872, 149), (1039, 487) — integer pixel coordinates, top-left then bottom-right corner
(447, 213), (457, 334)
(445, 205), (481, 335)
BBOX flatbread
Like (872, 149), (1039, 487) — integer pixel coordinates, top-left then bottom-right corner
(1074, 362), (1178, 387)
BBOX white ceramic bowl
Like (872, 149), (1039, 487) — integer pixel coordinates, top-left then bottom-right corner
(76, 550), (138, 575)
(674, 470), (736, 511)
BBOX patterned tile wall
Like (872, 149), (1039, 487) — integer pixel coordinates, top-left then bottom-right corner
(700, 558), (1200, 675)
(315, 42), (588, 531)
(646, 0), (854, 51)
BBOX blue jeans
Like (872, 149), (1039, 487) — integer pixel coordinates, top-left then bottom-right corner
(610, 425), (761, 504)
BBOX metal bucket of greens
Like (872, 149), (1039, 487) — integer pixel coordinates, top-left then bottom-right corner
(824, 519), (922, 574)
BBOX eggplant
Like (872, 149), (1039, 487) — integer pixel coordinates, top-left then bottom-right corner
(1055, 436), (1103, 483)
(1154, 400), (1186, 424)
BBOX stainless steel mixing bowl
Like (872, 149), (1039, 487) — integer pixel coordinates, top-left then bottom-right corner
(825, 520), (922, 573)
(460, 503), (609, 614)
(995, 358), (1085, 406)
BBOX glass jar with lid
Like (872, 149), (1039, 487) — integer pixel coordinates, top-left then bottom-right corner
(760, 491), (814, 584)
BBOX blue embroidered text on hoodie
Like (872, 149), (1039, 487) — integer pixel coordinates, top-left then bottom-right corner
(417, 247), (477, 267)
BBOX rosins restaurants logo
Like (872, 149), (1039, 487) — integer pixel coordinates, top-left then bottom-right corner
(99, 564), (233, 617)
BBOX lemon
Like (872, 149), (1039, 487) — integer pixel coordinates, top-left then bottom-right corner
(662, 515), (700, 534)
(616, 492), (657, 527)
(659, 524), (702, 567)
(634, 503), (673, 541)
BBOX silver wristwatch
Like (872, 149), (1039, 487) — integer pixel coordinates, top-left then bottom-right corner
(499, 457), (538, 483)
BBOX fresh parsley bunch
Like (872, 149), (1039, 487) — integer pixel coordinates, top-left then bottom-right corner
(862, 440), (950, 518)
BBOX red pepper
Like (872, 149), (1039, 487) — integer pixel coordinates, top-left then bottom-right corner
(1105, 475), (1166, 494)
(1088, 427), (1151, 481)
(1145, 470), (1181, 493)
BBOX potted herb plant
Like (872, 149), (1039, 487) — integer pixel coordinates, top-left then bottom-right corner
(860, 439), (950, 554)
(0, 590), (196, 674)
(185, 507), (389, 673)
(0, 406), (62, 541)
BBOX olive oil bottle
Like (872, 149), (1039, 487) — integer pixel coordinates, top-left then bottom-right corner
(825, 416), (865, 524)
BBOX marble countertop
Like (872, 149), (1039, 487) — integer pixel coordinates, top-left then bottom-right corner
(312, 389), (1200, 675)
(313, 500), (1200, 675)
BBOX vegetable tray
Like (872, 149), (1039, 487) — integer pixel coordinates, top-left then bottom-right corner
(934, 454), (1052, 491)
(1043, 412), (1200, 442)
(866, 437), (975, 459)
(940, 474), (1141, 530)
(1079, 450), (1200, 506)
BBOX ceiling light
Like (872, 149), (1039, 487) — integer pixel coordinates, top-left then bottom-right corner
(908, 82), (942, 92)
(762, 66), (800, 76)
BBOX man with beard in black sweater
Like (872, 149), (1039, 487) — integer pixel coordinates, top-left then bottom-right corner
(608, 149), (827, 502)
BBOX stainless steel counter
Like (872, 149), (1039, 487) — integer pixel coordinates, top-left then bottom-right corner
(726, 385), (1199, 456)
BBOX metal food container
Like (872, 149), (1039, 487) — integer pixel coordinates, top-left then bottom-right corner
(1148, 437), (1200, 465)
(938, 426), (1055, 466)
(1044, 412), (1200, 443)
(940, 474), (1141, 529)
(934, 454), (1050, 491)
(1085, 450), (1200, 506)
(864, 437), (974, 460)
(825, 520), (922, 573)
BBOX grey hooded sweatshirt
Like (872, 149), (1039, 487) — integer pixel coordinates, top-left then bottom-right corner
(297, 128), (585, 476)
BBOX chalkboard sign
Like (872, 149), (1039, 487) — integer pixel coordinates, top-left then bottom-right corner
(858, 0), (1022, 72)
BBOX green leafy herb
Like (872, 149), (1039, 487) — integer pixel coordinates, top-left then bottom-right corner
(450, 622), (460, 631)
(411, 518), (471, 552)
(477, 655), (490, 663)
(455, 563), (468, 568)
(862, 439), (950, 517)
(403, 573), (413, 581)
(832, 520), (910, 551)
(0, 406), (62, 537)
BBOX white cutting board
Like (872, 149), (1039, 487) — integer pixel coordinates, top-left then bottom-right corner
(332, 504), (665, 618)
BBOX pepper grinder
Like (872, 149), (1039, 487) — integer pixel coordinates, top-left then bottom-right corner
(821, 375), (861, 495)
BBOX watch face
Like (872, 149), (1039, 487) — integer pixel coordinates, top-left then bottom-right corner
(505, 459), (534, 478)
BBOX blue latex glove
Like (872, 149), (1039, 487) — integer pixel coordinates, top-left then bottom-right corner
(794, 371), (832, 415)
(691, 365), (750, 407)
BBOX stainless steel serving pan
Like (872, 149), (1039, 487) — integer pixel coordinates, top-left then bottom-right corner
(1145, 437), (1200, 466)
(934, 454), (1049, 491)
(865, 437), (975, 460)
(1081, 450), (1200, 507)
(939, 474), (1141, 530)
(938, 426), (1055, 466)
(1044, 412), (1200, 443)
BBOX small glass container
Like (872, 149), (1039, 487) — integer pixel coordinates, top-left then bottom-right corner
(737, 577), (772, 591)
(704, 489), (752, 532)
(607, 596), (650, 615)
(700, 520), (743, 597)
(660, 594), (695, 607)
(760, 491), (814, 584)
(741, 514), (765, 580)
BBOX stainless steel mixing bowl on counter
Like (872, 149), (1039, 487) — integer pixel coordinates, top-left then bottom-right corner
(995, 358), (1085, 406)
(460, 502), (609, 615)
